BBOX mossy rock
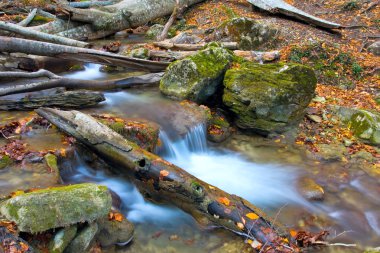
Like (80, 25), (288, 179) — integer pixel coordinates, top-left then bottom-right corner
(49, 225), (77, 253)
(146, 24), (176, 40)
(0, 183), (112, 233)
(207, 111), (232, 143)
(160, 45), (234, 103)
(130, 48), (150, 59)
(96, 215), (134, 247)
(349, 110), (380, 146)
(223, 62), (317, 134)
(64, 223), (98, 253)
(0, 155), (12, 170)
(219, 17), (279, 50)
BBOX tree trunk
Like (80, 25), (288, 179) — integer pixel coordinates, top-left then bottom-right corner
(0, 21), (89, 48)
(0, 71), (164, 96)
(0, 90), (104, 110)
(0, 36), (169, 72)
(36, 108), (298, 253)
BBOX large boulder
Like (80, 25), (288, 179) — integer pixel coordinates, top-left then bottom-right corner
(160, 45), (234, 103)
(210, 17), (279, 50)
(349, 110), (380, 146)
(223, 62), (317, 134)
(0, 183), (112, 233)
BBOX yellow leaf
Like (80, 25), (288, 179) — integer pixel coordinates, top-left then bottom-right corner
(246, 213), (259, 220)
(208, 185), (215, 190)
(218, 197), (230, 206)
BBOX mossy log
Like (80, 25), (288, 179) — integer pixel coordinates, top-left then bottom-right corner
(36, 108), (297, 252)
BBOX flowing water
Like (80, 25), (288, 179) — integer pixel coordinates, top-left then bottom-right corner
(1, 64), (379, 252)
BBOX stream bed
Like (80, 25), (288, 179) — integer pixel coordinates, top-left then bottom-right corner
(1, 64), (379, 253)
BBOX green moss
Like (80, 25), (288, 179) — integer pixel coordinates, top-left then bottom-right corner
(221, 5), (238, 19)
(0, 155), (12, 170)
(349, 110), (380, 146)
(223, 62), (317, 133)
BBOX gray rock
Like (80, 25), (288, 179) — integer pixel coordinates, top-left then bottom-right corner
(130, 48), (150, 59)
(223, 62), (317, 134)
(49, 225), (78, 253)
(218, 17), (279, 50)
(0, 183), (112, 233)
(368, 41), (380, 56)
(315, 143), (346, 161)
(146, 24), (164, 40)
(96, 216), (134, 247)
(170, 32), (202, 44)
(160, 45), (234, 103)
(64, 223), (98, 253)
(349, 110), (380, 146)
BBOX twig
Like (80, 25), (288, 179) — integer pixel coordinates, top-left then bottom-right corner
(360, 0), (380, 13)
(17, 8), (37, 27)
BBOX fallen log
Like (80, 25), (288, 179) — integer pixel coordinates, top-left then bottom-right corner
(0, 90), (105, 110)
(0, 36), (169, 72)
(247, 0), (342, 29)
(0, 21), (89, 48)
(36, 108), (298, 252)
(153, 41), (238, 51)
(68, 0), (116, 8)
(0, 70), (164, 96)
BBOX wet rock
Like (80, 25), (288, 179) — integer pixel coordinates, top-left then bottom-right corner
(130, 48), (150, 59)
(223, 62), (317, 134)
(114, 30), (129, 39)
(0, 227), (34, 253)
(349, 110), (380, 146)
(314, 143), (347, 161)
(297, 177), (325, 201)
(211, 240), (254, 253)
(64, 223), (98, 253)
(96, 215), (134, 247)
(207, 111), (232, 143)
(213, 17), (279, 50)
(99, 65), (126, 73)
(160, 45), (234, 103)
(49, 225), (77, 253)
(0, 183), (112, 233)
(44, 153), (60, 180)
(368, 41), (380, 56)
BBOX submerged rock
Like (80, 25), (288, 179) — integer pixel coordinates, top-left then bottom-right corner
(64, 223), (98, 253)
(160, 45), (234, 103)
(49, 225), (77, 253)
(0, 183), (112, 233)
(297, 177), (325, 201)
(349, 110), (380, 146)
(96, 215), (134, 247)
(0, 155), (12, 170)
(223, 62), (317, 134)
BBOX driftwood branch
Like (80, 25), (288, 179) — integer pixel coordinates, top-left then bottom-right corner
(0, 21), (89, 48)
(0, 36), (169, 72)
(36, 108), (298, 252)
(17, 8), (38, 27)
(153, 41), (238, 51)
(157, 0), (182, 41)
(0, 70), (164, 96)
(247, 0), (342, 29)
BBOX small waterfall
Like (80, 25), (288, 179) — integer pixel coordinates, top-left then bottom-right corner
(63, 63), (106, 80)
(156, 124), (208, 161)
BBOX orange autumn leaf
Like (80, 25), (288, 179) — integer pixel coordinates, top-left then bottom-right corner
(218, 197), (230, 206)
(246, 212), (259, 220)
(290, 229), (298, 238)
(160, 170), (170, 178)
(114, 212), (124, 222)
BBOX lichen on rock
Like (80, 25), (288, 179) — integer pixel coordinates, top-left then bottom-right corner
(0, 183), (112, 233)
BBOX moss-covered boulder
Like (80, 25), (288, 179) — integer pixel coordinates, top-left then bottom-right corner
(0, 183), (112, 233)
(349, 110), (380, 146)
(130, 48), (150, 59)
(223, 62), (317, 134)
(160, 45), (234, 103)
(207, 111), (232, 143)
(214, 17), (279, 50)
(96, 215), (134, 247)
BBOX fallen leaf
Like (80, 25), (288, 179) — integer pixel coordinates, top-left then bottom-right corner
(218, 197), (230, 206)
(246, 212), (259, 220)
